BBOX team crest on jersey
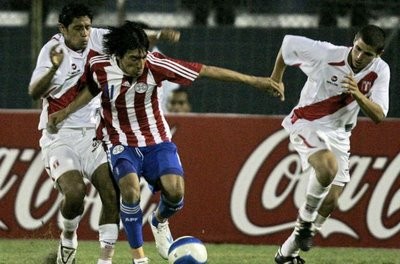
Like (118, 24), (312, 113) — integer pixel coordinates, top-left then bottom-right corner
(134, 82), (148, 93)
(360, 80), (372, 93)
(112, 145), (125, 155)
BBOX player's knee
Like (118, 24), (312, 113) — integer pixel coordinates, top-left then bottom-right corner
(161, 175), (185, 203)
(63, 182), (86, 204)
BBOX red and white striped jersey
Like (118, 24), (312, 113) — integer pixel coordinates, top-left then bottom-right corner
(280, 35), (390, 132)
(87, 52), (203, 147)
(29, 28), (108, 130)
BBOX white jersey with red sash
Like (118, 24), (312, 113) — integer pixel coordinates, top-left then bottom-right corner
(281, 35), (390, 133)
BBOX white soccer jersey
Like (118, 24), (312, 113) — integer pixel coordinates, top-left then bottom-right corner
(86, 52), (203, 147)
(281, 35), (390, 132)
(29, 28), (109, 130)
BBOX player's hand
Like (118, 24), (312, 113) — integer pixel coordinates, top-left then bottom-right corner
(49, 44), (64, 69)
(341, 74), (360, 98)
(256, 77), (285, 101)
(158, 29), (181, 43)
(46, 107), (69, 134)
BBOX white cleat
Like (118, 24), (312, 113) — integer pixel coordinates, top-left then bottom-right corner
(57, 243), (76, 264)
(133, 257), (149, 264)
(148, 212), (173, 259)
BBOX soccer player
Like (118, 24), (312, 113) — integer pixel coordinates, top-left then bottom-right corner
(46, 21), (283, 264)
(28, 4), (180, 264)
(269, 25), (389, 263)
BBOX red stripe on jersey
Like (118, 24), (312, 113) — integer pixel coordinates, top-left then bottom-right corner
(117, 76), (140, 146)
(292, 72), (378, 123)
(47, 84), (80, 114)
(133, 68), (156, 145)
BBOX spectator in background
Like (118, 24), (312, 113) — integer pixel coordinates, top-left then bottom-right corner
(181, 0), (237, 26)
(167, 87), (192, 113)
(318, 0), (371, 27)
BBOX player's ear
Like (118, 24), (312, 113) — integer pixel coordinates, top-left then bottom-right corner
(58, 23), (66, 34)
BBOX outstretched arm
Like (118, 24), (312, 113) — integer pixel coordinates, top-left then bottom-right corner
(199, 65), (284, 99)
(47, 86), (96, 133)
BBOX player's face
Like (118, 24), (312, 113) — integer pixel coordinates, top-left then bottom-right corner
(349, 38), (378, 72)
(167, 92), (191, 113)
(118, 49), (147, 78)
(60, 16), (91, 51)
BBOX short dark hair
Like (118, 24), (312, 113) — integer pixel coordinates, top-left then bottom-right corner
(59, 3), (93, 27)
(355, 24), (386, 53)
(103, 21), (150, 58)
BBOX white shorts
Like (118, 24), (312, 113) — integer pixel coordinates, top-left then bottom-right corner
(40, 127), (107, 183)
(289, 126), (351, 185)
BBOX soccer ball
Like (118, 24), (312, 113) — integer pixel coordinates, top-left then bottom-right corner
(168, 236), (208, 264)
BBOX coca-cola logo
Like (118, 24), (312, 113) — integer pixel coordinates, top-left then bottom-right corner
(230, 129), (400, 240)
(0, 147), (157, 233)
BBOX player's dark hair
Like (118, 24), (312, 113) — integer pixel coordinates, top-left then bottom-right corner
(355, 24), (386, 53)
(59, 3), (93, 27)
(103, 21), (150, 58)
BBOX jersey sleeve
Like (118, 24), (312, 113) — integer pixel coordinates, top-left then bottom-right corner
(369, 62), (390, 116)
(29, 36), (69, 97)
(146, 52), (203, 86)
(281, 35), (333, 76)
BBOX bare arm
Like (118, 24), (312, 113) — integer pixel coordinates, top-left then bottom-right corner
(28, 45), (64, 100)
(199, 65), (284, 99)
(269, 48), (287, 101)
(47, 86), (95, 133)
(341, 74), (385, 123)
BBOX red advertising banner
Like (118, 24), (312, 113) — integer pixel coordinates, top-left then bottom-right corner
(0, 110), (399, 248)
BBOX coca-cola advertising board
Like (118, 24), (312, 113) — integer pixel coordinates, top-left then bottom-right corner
(0, 110), (399, 248)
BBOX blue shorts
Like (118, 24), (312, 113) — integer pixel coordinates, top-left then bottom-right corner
(108, 142), (184, 192)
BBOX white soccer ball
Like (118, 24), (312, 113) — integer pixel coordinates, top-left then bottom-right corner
(168, 236), (208, 264)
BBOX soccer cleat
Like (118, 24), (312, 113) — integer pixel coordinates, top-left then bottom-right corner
(133, 257), (149, 264)
(275, 248), (305, 264)
(57, 243), (76, 264)
(148, 212), (173, 259)
(294, 217), (315, 251)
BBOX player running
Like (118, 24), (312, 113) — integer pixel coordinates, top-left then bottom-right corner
(269, 25), (390, 263)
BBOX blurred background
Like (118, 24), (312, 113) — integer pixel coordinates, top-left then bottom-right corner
(1, 0), (399, 116)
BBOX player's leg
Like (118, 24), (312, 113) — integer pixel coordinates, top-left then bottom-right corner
(56, 170), (86, 264)
(314, 184), (344, 230)
(42, 135), (86, 264)
(109, 145), (148, 263)
(144, 142), (185, 259)
(91, 162), (120, 264)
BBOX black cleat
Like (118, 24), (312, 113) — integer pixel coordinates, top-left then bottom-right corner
(275, 248), (305, 264)
(294, 217), (315, 251)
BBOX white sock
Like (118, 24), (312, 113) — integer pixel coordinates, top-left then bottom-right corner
(299, 170), (330, 222)
(60, 232), (78, 249)
(280, 231), (300, 257)
(314, 214), (329, 231)
(98, 224), (118, 261)
(133, 257), (149, 264)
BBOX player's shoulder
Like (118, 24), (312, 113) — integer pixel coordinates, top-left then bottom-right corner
(373, 57), (390, 73)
